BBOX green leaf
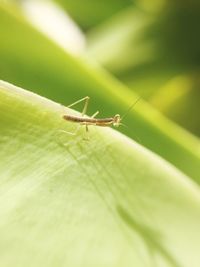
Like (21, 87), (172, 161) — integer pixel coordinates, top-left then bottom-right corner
(1, 80), (200, 267)
(0, 3), (200, 183)
(54, 0), (133, 30)
(149, 75), (200, 136)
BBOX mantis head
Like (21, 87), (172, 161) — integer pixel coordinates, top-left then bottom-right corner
(113, 114), (121, 127)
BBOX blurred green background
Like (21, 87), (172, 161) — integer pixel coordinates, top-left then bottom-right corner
(63, 0), (200, 136)
(1, 0), (200, 137)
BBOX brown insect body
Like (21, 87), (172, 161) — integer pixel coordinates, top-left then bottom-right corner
(62, 96), (140, 139)
(63, 114), (121, 127)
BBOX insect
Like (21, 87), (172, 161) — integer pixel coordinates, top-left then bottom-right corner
(62, 96), (140, 137)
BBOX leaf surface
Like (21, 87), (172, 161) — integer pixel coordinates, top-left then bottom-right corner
(0, 80), (200, 267)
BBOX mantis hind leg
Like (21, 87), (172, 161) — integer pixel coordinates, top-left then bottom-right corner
(67, 96), (90, 117)
(64, 97), (100, 141)
(63, 96), (90, 140)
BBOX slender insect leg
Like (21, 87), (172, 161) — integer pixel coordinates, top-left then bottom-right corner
(91, 110), (99, 118)
(67, 96), (90, 117)
(83, 124), (90, 141)
(56, 125), (81, 147)
(82, 111), (99, 141)
(81, 96), (89, 117)
(65, 96), (89, 135)
(59, 125), (81, 136)
(66, 96), (93, 140)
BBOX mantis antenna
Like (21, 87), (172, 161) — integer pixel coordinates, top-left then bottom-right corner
(121, 97), (141, 120)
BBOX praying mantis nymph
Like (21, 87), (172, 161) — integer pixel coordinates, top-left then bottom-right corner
(62, 96), (140, 136)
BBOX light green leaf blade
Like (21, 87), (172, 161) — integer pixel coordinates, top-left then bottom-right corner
(0, 80), (200, 267)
